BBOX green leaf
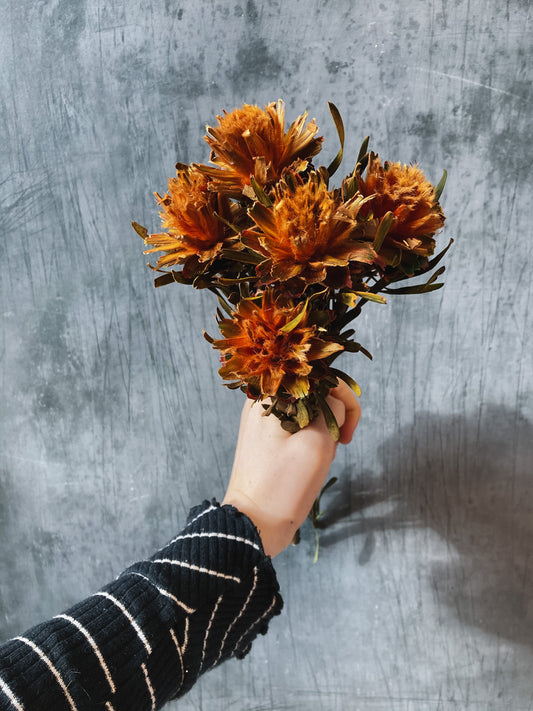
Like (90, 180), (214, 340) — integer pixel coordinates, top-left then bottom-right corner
(340, 291), (358, 307)
(326, 102), (345, 178)
(384, 282), (444, 295)
(218, 275), (258, 285)
(132, 221), (148, 240)
(373, 211), (395, 251)
(250, 176), (273, 207)
(154, 271), (191, 287)
(318, 165), (330, 188)
(284, 171), (297, 191)
(384, 239), (453, 286)
(426, 265), (446, 285)
(217, 294), (233, 316)
(329, 368), (362, 396)
(356, 136), (370, 167)
(219, 248), (264, 265)
(295, 400), (310, 428)
(317, 476), (338, 507)
(352, 291), (387, 304)
(343, 174), (358, 201)
(384, 266), (446, 294)
(426, 238), (453, 270)
(434, 169), (447, 202)
(313, 527), (320, 564)
(280, 301), (308, 333)
(317, 395), (340, 441)
(213, 211), (241, 234)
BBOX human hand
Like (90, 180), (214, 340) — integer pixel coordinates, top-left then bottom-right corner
(222, 382), (361, 557)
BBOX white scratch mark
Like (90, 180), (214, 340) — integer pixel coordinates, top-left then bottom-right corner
(411, 67), (527, 100)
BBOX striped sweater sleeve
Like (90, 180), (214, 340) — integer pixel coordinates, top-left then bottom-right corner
(0, 501), (283, 711)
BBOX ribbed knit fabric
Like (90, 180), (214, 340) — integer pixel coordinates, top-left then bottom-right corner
(0, 501), (283, 710)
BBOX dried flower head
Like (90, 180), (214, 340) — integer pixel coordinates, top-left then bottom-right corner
(197, 100), (323, 197)
(143, 165), (234, 269)
(211, 290), (343, 398)
(357, 154), (445, 266)
(244, 172), (376, 287)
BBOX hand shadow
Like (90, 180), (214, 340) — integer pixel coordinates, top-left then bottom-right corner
(318, 404), (533, 647)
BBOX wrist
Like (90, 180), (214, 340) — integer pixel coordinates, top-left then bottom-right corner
(222, 490), (294, 558)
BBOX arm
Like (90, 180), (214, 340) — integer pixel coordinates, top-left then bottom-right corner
(0, 503), (281, 711)
(0, 384), (360, 710)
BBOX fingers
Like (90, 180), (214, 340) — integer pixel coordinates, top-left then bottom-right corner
(239, 381), (360, 447)
(329, 380), (361, 444)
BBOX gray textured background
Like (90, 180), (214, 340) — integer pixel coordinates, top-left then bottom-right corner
(1, 1), (532, 709)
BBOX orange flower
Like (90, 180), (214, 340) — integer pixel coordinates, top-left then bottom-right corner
(244, 172), (376, 285)
(143, 165), (234, 269)
(211, 290), (343, 398)
(356, 154), (445, 265)
(196, 100), (323, 197)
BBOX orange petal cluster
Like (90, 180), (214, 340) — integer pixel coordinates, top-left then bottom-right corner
(357, 154), (445, 262)
(143, 166), (230, 268)
(196, 100), (323, 197)
(212, 290), (343, 398)
(244, 172), (377, 285)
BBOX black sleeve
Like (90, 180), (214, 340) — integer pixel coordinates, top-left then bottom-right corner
(0, 501), (283, 711)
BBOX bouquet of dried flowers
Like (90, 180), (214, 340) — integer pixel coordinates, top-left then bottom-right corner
(133, 100), (450, 440)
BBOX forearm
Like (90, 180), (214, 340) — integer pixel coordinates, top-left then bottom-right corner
(0, 502), (282, 711)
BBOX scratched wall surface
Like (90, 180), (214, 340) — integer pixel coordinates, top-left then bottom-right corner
(0, 0), (532, 709)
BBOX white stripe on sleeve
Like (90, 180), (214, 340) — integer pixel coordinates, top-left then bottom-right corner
(127, 571), (195, 614)
(231, 594), (278, 657)
(211, 567), (258, 669)
(54, 614), (116, 694)
(93, 592), (152, 654)
(150, 559), (240, 583)
(141, 663), (156, 711)
(200, 594), (224, 670)
(185, 505), (217, 527)
(169, 629), (185, 689)
(167, 531), (261, 553)
(0, 675), (24, 711)
(14, 636), (77, 711)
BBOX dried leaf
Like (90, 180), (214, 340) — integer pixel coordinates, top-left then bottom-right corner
(373, 211), (395, 251)
(219, 248), (263, 265)
(280, 301), (308, 333)
(296, 399), (310, 428)
(329, 368), (362, 396)
(341, 291), (358, 307)
(132, 221), (148, 240)
(356, 136), (370, 167)
(352, 291), (387, 304)
(250, 176), (273, 207)
(217, 295), (233, 316)
(317, 476), (338, 507)
(213, 211), (241, 234)
(434, 169), (447, 202)
(317, 395), (340, 441)
(326, 102), (345, 178)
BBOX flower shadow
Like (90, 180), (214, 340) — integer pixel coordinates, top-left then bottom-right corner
(318, 404), (533, 647)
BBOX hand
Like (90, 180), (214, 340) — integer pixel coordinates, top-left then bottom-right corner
(222, 382), (361, 557)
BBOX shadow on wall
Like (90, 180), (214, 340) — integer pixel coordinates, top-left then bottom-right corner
(319, 404), (533, 648)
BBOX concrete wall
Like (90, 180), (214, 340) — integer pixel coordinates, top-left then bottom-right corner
(1, 1), (531, 709)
